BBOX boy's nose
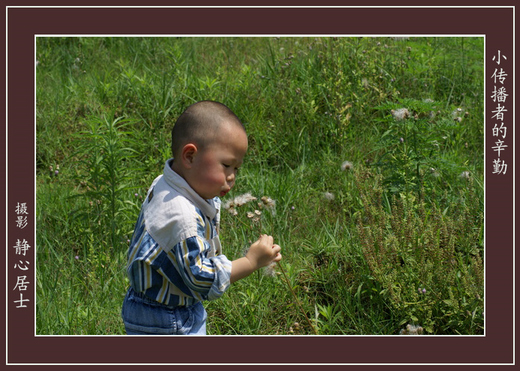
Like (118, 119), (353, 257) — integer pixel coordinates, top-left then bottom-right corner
(226, 173), (235, 186)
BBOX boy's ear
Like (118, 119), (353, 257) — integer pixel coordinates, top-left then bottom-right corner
(181, 143), (197, 167)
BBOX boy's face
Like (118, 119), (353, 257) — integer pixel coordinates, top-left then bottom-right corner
(187, 122), (248, 200)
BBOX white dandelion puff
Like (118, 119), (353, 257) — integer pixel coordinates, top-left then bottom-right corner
(223, 192), (257, 214)
(399, 324), (424, 335)
(460, 171), (471, 180)
(323, 192), (335, 201)
(391, 108), (410, 121)
(260, 196), (277, 215)
(264, 261), (278, 277)
(261, 196), (276, 209)
(227, 207), (238, 216)
(233, 192), (257, 206)
(341, 160), (353, 171)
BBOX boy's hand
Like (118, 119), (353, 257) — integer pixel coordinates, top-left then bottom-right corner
(246, 234), (282, 270)
(230, 234), (282, 283)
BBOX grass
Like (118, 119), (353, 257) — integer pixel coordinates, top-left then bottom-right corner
(36, 36), (484, 335)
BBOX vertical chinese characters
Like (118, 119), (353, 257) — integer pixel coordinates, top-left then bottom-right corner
(13, 202), (31, 308)
(490, 50), (509, 175)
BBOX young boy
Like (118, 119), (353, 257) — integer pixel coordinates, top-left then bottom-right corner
(121, 100), (282, 335)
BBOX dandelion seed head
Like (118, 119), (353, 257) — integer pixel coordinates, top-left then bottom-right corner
(233, 192), (257, 207)
(261, 196), (276, 209)
(323, 192), (335, 201)
(341, 160), (353, 171)
(391, 108), (410, 121)
(264, 262), (277, 277)
(400, 324), (424, 335)
(460, 171), (471, 180)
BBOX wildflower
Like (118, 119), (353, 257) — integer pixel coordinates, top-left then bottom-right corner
(75, 255), (79, 260)
(323, 192), (335, 201)
(400, 324), (424, 335)
(135, 193), (139, 197)
(399, 137), (404, 143)
(341, 160), (353, 171)
(460, 171), (471, 180)
(422, 288), (427, 294)
(54, 170), (59, 176)
(391, 108), (410, 121)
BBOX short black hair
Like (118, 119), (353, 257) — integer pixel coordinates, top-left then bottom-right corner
(171, 101), (245, 158)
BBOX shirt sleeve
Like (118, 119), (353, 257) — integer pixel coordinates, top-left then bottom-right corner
(171, 235), (232, 301)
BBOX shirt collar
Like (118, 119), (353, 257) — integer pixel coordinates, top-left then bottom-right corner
(162, 158), (217, 220)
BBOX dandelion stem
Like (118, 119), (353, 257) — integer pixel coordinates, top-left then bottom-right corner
(276, 261), (319, 335)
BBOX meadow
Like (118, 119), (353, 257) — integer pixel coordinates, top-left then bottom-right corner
(36, 36), (484, 335)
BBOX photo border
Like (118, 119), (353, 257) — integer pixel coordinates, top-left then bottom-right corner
(5, 2), (515, 369)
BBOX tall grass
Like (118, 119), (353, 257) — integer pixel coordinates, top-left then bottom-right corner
(36, 36), (484, 335)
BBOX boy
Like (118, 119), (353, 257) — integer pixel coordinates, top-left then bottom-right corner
(121, 101), (282, 335)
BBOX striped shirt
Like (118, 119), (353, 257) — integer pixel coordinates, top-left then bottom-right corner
(126, 159), (232, 307)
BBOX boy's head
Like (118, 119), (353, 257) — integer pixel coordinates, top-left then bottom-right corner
(170, 101), (248, 200)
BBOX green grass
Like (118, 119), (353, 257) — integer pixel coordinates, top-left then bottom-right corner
(36, 36), (484, 335)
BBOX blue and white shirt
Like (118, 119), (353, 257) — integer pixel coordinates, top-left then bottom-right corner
(126, 159), (232, 307)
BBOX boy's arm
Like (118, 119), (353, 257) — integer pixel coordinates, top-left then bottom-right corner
(230, 234), (281, 283)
